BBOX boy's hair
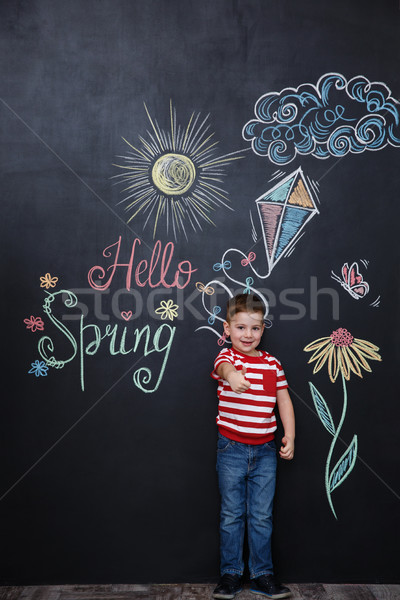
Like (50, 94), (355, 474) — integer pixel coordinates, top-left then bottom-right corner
(226, 294), (266, 322)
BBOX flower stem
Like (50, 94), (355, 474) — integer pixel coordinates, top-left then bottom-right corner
(325, 371), (348, 519)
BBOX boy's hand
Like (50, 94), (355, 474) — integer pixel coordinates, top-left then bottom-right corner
(227, 367), (251, 394)
(279, 436), (294, 460)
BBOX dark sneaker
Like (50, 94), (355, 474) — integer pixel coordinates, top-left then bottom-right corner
(250, 574), (291, 599)
(213, 573), (243, 599)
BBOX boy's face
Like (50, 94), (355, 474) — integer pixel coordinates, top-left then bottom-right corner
(223, 311), (265, 356)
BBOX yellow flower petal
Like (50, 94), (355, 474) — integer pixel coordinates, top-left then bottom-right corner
(303, 337), (331, 352)
(311, 344), (332, 373)
(337, 347), (350, 381)
(328, 346), (340, 383)
(306, 341), (331, 361)
(355, 339), (380, 352)
(349, 344), (372, 373)
(353, 341), (381, 362)
(341, 346), (362, 379)
(304, 330), (381, 382)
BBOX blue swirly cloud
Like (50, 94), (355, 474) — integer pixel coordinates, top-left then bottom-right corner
(243, 73), (400, 165)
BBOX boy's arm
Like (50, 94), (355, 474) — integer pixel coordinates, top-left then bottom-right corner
(276, 388), (295, 460)
(216, 362), (251, 394)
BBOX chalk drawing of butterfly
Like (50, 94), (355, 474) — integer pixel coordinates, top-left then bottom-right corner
(331, 262), (369, 300)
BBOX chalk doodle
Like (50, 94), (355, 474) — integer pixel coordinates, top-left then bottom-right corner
(268, 169), (286, 182)
(208, 306), (221, 325)
(304, 327), (382, 519)
(25, 234), (198, 391)
(196, 168), (318, 339)
(243, 277), (254, 294)
(23, 316), (44, 332)
(34, 289), (177, 393)
(217, 331), (229, 347)
(370, 296), (381, 308)
(87, 237), (197, 291)
(28, 360), (49, 377)
(213, 260), (232, 272)
(243, 72), (400, 165)
(40, 273), (58, 289)
(113, 101), (245, 239)
(121, 311), (133, 321)
(249, 211), (257, 243)
(255, 168), (319, 273)
(195, 282), (215, 295)
(241, 252), (256, 267)
(331, 261), (370, 299)
(154, 299), (179, 321)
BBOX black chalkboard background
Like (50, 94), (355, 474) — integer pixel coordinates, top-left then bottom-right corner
(1, 0), (400, 586)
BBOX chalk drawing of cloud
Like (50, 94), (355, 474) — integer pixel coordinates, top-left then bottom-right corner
(243, 73), (400, 165)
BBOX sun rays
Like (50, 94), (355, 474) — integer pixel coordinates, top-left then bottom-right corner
(113, 101), (245, 240)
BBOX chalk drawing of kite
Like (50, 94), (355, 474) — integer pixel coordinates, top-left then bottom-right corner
(113, 101), (245, 240)
(256, 167), (319, 274)
(243, 72), (400, 165)
(195, 167), (319, 339)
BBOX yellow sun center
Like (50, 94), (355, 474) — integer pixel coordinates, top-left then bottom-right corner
(151, 153), (196, 195)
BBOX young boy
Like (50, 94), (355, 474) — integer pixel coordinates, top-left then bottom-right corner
(211, 294), (294, 600)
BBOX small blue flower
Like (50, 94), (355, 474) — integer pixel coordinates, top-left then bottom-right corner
(28, 360), (49, 377)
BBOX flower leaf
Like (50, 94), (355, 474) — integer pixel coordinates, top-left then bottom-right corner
(329, 434), (358, 493)
(309, 382), (336, 436)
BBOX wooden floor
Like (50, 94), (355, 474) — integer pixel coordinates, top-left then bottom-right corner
(0, 583), (399, 600)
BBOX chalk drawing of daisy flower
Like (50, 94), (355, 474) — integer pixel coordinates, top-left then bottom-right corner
(40, 273), (58, 289)
(155, 299), (179, 321)
(304, 327), (382, 519)
(28, 360), (49, 377)
(304, 327), (381, 383)
(23, 316), (45, 332)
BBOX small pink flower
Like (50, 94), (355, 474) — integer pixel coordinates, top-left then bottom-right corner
(24, 316), (44, 332)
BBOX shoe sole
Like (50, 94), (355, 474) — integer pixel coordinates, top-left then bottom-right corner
(213, 588), (243, 599)
(250, 588), (291, 599)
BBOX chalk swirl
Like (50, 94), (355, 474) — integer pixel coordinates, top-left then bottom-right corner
(243, 72), (400, 164)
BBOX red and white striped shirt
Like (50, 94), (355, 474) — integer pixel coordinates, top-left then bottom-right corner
(211, 348), (288, 445)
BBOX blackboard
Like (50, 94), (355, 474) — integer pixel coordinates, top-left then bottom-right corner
(1, 0), (400, 586)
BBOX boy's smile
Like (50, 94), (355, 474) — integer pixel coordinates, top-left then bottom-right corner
(223, 311), (265, 356)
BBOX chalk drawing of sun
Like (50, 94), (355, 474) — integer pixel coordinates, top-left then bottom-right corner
(113, 101), (245, 239)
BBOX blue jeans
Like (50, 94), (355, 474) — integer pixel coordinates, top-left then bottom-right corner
(216, 432), (277, 579)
